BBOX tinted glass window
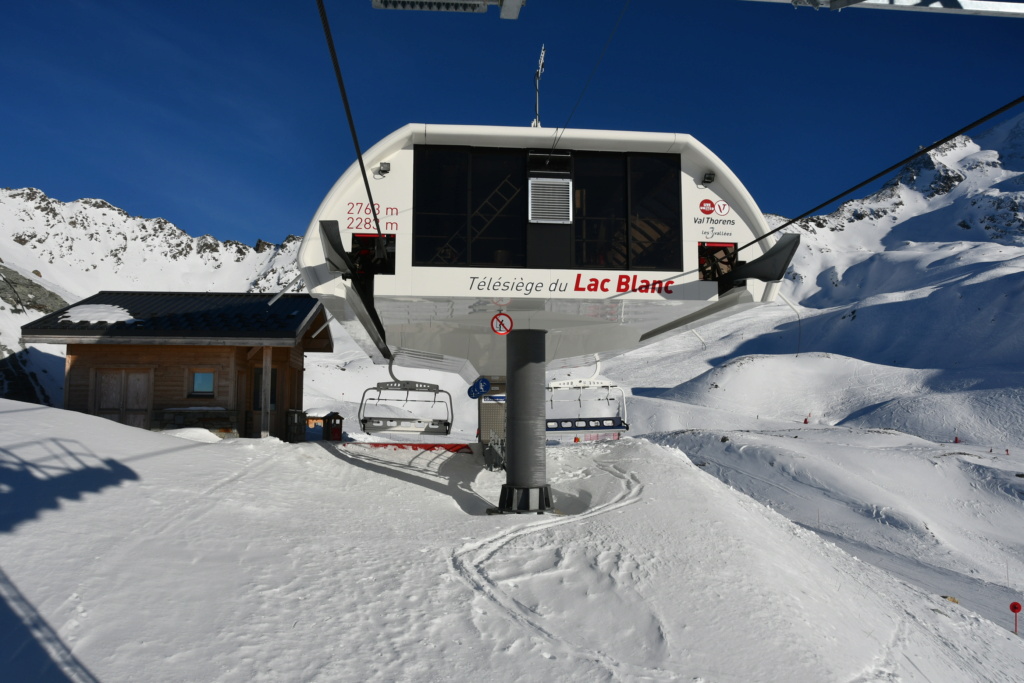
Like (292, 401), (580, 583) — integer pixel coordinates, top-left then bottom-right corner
(469, 149), (526, 266)
(572, 153), (628, 269)
(413, 146), (526, 267)
(413, 146), (681, 271)
(413, 147), (468, 265)
(629, 154), (682, 270)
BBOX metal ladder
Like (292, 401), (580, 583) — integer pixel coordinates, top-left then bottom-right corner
(430, 175), (522, 264)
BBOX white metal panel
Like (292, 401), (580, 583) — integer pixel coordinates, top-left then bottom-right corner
(296, 123), (786, 376)
(742, 0), (1024, 18)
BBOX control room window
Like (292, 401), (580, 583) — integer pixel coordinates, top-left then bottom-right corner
(189, 370), (215, 398)
(413, 146), (527, 267)
(413, 147), (468, 266)
(573, 152), (682, 271)
(628, 154), (682, 270)
(413, 146), (681, 271)
(573, 153), (628, 269)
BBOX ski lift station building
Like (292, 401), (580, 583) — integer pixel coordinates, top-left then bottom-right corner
(297, 123), (798, 512)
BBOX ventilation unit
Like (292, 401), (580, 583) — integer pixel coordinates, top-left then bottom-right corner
(528, 178), (573, 224)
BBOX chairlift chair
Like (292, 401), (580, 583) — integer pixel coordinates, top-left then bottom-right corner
(545, 378), (629, 433)
(358, 364), (454, 436)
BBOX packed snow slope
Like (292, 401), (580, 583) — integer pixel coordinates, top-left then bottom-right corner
(2, 399), (1022, 682)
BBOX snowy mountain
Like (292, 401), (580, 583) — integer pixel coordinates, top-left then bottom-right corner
(0, 187), (303, 402)
(2, 114), (1024, 681)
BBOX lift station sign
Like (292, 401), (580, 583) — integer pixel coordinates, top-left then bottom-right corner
(694, 198), (737, 239)
(467, 273), (677, 298)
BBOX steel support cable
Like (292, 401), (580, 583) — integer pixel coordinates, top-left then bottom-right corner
(316, 0), (386, 260)
(0, 269), (28, 313)
(548, 0), (631, 153)
(0, 268), (44, 403)
(737, 92), (1024, 254)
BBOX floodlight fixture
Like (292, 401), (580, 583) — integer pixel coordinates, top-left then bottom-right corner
(370, 0), (524, 19)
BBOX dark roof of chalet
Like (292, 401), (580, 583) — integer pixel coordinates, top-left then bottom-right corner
(20, 291), (333, 350)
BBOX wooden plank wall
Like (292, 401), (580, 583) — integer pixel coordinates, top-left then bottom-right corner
(65, 344), (305, 438)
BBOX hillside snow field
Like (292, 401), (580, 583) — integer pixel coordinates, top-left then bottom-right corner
(2, 398), (1023, 682)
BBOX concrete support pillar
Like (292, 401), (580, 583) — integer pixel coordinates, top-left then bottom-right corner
(491, 329), (551, 513)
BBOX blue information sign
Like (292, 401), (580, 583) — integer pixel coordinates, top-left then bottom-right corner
(468, 377), (492, 399)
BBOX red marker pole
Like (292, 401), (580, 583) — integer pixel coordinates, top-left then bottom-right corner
(1011, 602), (1022, 634)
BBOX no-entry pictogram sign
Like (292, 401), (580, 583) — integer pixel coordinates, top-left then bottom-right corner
(1012, 602), (1022, 634)
(491, 313), (513, 335)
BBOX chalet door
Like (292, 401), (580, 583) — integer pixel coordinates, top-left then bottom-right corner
(236, 370), (250, 437)
(95, 369), (151, 428)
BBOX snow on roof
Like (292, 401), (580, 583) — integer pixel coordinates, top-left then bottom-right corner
(59, 303), (138, 324)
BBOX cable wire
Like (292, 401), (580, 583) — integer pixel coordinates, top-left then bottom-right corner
(316, 0), (386, 259)
(549, 0), (631, 152)
(737, 92), (1024, 254)
(0, 268), (28, 314)
(0, 267), (44, 403)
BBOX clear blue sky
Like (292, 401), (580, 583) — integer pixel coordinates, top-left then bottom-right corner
(2, 1), (1022, 245)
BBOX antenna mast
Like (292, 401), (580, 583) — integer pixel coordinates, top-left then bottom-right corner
(531, 45), (545, 128)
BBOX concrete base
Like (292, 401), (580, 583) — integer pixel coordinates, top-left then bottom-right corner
(487, 484), (552, 514)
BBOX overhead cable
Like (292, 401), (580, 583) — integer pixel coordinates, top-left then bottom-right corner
(737, 92), (1024, 254)
(316, 0), (387, 259)
(549, 0), (632, 153)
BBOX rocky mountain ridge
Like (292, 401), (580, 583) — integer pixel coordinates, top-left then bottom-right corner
(0, 187), (304, 402)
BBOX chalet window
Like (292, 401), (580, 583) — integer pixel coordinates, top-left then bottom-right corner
(189, 370), (215, 398)
(252, 368), (277, 411)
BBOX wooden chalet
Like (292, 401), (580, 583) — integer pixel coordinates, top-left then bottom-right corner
(20, 291), (333, 439)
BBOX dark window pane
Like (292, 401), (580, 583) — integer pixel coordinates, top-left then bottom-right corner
(413, 214), (466, 265)
(629, 154), (681, 270)
(468, 149), (526, 267)
(414, 147), (468, 215)
(573, 153), (627, 269)
(413, 147), (469, 265)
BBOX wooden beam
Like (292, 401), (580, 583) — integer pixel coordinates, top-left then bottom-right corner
(261, 346), (272, 437)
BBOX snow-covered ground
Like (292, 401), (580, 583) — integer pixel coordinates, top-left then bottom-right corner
(3, 327), (1024, 681)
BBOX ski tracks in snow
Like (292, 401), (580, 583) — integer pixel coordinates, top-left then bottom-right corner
(448, 457), (678, 680)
